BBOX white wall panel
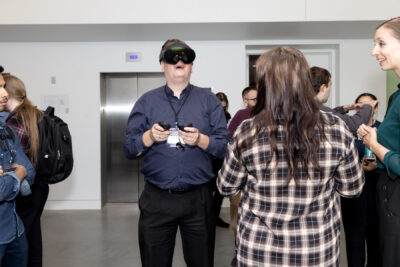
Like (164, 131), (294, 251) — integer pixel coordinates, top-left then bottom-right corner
(306, 0), (400, 21)
(0, 0), (305, 24)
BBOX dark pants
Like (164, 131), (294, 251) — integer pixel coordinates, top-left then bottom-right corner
(341, 169), (380, 267)
(0, 233), (28, 267)
(16, 183), (49, 267)
(211, 178), (224, 218)
(139, 181), (215, 267)
(212, 159), (224, 218)
(376, 171), (400, 267)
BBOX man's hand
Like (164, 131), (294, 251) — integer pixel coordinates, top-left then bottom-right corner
(142, 123), (172, 148)
(150, 123), (172, 143)
(179, 127), (200, 146)
(343, 103), (361, 111)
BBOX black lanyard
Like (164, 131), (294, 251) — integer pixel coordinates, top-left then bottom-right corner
(164, 84), (192, 127)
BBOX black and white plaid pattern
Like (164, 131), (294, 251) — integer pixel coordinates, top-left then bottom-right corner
(217, 111), (364, 267)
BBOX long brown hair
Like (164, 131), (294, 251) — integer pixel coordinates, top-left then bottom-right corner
(240, 46), (325, 182)
(3, 75), (43, 167)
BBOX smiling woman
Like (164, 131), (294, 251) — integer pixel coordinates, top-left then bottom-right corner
(358, 17), (400, 267)
(372, 20), (400, 76)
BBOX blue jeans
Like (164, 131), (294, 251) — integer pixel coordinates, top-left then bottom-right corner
(0, 233), (28, 267)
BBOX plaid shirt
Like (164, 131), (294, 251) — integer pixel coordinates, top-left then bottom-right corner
(217, 111), (364, 267)
(6, 112), (30, 156)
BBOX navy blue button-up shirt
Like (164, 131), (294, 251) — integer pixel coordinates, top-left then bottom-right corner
(124, 84), (229, 189)
(0, 124), (36, 244)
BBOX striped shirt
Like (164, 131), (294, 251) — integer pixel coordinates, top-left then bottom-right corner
(217, 111), (364, 267)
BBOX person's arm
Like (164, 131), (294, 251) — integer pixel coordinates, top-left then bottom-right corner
(359, 124), (400, 177)
(201, 95), (230, 159)
(333, 103), (362, 115)
(333, 104), (372, 135)
(0, 169), (21, 202)
(0, 162), (29, 202)
(217, 131), (247, 197)
(124, 97), (155, 159)
(334, 125), (365, 198)
(333, 106), (348, 115)
(12, 133), (35, 187)
(228, 110), (246, 139)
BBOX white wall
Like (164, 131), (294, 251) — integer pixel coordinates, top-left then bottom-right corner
(1, 0), (399, 24)
(0, 0), (305, 24)
(0, 39), (385, 209)
(306, 0), (400, 21)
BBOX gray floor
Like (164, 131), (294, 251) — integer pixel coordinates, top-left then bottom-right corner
(42, 204), (348, 267)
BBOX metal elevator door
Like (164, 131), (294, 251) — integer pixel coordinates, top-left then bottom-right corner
(101, 72), (165, 204)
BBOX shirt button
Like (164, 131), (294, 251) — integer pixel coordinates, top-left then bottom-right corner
(383, 186), (387, 191)
(384, 198), (388, 203)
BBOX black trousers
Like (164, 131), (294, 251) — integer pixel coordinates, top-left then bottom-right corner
(16, 183), (50, 267)
(341, 169), (380, 267)
(376, 171), (400, 267)
(139, 181), (216, 267)
(211, 159), (224, 218)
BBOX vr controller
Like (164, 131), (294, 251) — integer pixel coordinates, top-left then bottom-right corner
(158, 122), (171, 131)
(158, 122), (193, 132)
(177, 123), (192, 132)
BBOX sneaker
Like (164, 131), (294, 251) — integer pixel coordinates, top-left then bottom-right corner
(216, 217), (229, 228)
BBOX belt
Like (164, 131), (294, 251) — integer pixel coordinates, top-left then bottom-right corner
(166, 188), (193, 194)
(147, 182), (195, 194)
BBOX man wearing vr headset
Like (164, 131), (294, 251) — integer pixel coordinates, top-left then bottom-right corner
(124, 39), (229, 267)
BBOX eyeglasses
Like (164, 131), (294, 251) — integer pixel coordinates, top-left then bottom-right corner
(160, 44), (196, 65)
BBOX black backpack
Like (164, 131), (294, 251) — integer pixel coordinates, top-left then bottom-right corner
(36, 106), (73, 184)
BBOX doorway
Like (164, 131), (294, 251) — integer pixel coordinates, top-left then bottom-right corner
(100, 72), (165, 205)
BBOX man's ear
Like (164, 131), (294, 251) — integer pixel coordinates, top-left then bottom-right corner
(319, 84), (326, 93)
(160, 61), (165, 72)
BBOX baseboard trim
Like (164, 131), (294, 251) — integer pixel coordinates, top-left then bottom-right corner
(44, 200), (102, 210)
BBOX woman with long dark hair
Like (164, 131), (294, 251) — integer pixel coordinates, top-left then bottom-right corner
(216, 92), (231, 123)
(358, 17), (400, 267)
(3, 74), (46, 267)
(218, 46), (364, 266)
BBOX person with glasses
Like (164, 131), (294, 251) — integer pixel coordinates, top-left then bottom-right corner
(124, 39), (229, 267)
(242, 86), (257, 108)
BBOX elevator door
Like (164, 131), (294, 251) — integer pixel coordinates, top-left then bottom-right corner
(101, 73), (165, 203)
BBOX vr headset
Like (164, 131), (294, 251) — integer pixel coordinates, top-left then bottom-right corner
(159, 43), (196, 65)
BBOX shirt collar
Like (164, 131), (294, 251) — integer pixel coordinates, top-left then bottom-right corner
(165, 84), (191, 98)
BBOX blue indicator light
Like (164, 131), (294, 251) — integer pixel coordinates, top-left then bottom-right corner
(130, 55), (138, 60)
